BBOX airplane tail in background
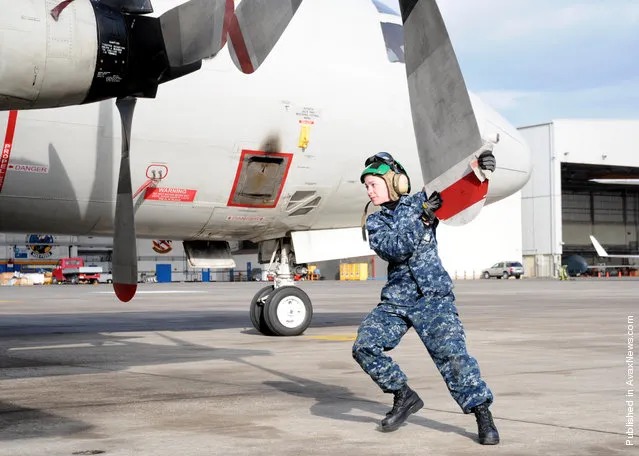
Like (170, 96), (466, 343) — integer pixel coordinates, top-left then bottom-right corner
(589, 235), (639, 259)
(589, 235), (609, 257)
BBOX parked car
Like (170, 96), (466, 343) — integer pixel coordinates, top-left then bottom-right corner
(482, 261), (524, 279)
(98, 273), (113, 284)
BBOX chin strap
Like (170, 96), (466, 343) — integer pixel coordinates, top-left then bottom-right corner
(361, 201), (372, 241)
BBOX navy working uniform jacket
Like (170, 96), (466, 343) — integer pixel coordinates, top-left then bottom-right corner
(366, 191), (453, 302)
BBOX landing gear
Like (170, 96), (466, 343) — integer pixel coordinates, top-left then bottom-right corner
(262, 286), (312, 336)
(249, 240), (313, 336)
(250, 285), (275, 336)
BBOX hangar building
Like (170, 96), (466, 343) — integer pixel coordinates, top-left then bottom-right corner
(519, 119), (639, 277)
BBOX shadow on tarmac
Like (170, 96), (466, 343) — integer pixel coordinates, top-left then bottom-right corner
(0, 304), (478, 443)
(0, 310), (368, 337)
(240, 359), (478, 443)
(0, 401), (94, 441)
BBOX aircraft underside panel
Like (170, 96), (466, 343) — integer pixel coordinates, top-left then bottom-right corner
(290, 227), (375, 264)
(183, 240), (236, 268)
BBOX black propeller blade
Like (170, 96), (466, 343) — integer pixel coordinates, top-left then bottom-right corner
(105, 0), (305, 301)
(398, 0), (483, 184)
(112, 97), (138, 302)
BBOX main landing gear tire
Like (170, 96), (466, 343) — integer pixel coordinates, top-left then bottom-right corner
(251, 286), (313, 336)
(250, 285), (275, 336)
(264, 286), (313, 336)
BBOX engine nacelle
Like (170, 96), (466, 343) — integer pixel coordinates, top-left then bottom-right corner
(0, 0), (198, 111)
(469, 93), (533, 205)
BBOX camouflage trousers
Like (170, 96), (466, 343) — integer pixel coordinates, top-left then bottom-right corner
(352, 294), (493, 413)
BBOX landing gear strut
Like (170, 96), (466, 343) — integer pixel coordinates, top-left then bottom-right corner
(249, 240), (313, 336)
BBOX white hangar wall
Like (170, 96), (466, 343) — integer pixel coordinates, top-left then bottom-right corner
(518, 122), (561, 277)
(555, 119), (639, 167)
(436, 191), (523, 280)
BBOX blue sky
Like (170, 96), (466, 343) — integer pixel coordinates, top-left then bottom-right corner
(386, 0), (639, 127)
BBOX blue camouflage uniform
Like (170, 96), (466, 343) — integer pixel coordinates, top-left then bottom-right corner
(352, 191), (493, 413)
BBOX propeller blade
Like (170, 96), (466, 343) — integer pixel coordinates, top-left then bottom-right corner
(398, 0), (489, 224)
(160, 0), (228, 67)
(399, 0), (482, 183)
(113, 97), (138, 302)
(227, 0), (304, 74)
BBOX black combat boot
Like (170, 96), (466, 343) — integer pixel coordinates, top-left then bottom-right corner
(380, 385), (424, 432)
(472, 402), (500, 445)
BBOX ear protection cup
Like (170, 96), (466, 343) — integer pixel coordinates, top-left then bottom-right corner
(393, 173), (410, 195)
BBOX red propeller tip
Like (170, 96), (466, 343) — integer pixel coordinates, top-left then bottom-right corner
(114, 283), (137, 302)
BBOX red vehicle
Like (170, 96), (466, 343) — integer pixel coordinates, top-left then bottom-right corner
(52, 257), (102, 284)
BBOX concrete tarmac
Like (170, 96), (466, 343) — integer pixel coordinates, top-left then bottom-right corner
(0, 279), (636, 455)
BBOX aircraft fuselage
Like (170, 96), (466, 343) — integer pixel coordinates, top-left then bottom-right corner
(0, 0), (530, 242)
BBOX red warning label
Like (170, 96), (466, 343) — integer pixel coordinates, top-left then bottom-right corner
(9, 164), (49, 174)
(227, 215), (264, 222)
(0, 110), (18, 193)
(144, 187), (197, 202)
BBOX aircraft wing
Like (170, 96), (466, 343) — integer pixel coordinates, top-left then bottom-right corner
(590, 235), (639, 258)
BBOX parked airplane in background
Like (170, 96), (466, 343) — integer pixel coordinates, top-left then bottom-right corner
(590, 236), (639, 259)
(562, 254), (623, 277)
(562, 236), (639, 277)
(0, 0), (532, 336)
